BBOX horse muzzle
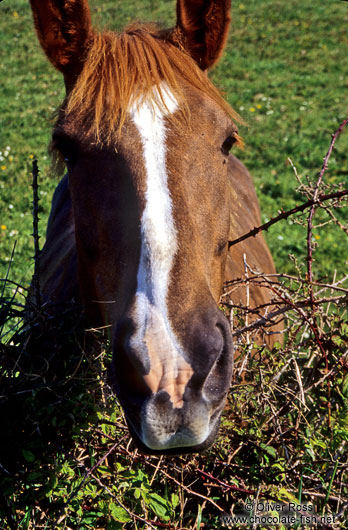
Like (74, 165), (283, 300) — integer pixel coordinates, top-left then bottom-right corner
(110, 305), (234, 454)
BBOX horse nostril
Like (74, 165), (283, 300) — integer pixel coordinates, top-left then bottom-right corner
(112, 318), (153, 401)
(208, 324), (226, 369)
(200, 320), (225, 361)
(217, 313), (233, 346)
(199, 315), (233, 401)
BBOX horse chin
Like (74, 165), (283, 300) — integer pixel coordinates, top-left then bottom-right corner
(108, 354), (229, 454)
(125, 414), (222, 456)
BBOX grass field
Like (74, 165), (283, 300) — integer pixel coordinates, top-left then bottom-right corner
(0, 1), (347, 529)
(1, 0), (348, 284)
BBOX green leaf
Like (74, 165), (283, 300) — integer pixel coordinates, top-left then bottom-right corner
(260, 443), (277, 458)
(82, 511), (104, 524)
(134, 488), (141, 499)
(312, 439), (327, 449)
(110, 502), (131, 523)
(341, 322), (348, 335)
(197, 504), (203, 529)
(98, 465), (112, 477)
(22, 449), (35, 463)
(49, 474), (58, 489)
(148, 492), (170, 520)
(27, 471), (43, 483)
(332, 335), (343, 347)
(271, 463), (285, 471)
(278, 488), (297, 502)
(135, 468), (146, 482)
(171, 493), (179, 510)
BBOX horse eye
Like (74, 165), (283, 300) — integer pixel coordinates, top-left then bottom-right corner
(64, 153), (78, 170)
(61, 146), (78, 167)
(221, 135), (236, 156)
(63, 154), (76, 168)
(52, 133), (79, 167)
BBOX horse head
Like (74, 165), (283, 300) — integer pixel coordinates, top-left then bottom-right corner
(29, 0), (279, 454)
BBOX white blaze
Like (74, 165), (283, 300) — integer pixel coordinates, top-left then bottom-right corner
(129, 84), (193, 412)
(131, 85), (178, 309)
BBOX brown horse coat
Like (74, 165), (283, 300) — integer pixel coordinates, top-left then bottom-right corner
(38, 154), (281, 344)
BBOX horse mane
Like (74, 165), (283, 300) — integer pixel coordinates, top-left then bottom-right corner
(60, 24), (242, 146)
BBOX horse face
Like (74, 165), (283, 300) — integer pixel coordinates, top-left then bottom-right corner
(52, 81), (237, 453)
(31, 0), (237, 453)
(121, 92), (236, 453)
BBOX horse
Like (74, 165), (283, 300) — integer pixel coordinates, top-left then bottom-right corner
(28, 0), (282, 455)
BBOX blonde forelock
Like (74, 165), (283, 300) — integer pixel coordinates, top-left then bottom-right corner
(64, 24), (242, 146)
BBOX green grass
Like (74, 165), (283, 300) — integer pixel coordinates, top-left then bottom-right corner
(1, 0), (348, 284)
(1, 1), (348, 529)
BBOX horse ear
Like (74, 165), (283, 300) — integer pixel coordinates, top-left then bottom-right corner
(176, 0), (231, 70)
(30, 1), (93, 78)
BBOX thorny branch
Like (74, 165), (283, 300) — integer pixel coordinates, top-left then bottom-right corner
(228, 188), (348, 248)
(305, 117), (348, 426)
